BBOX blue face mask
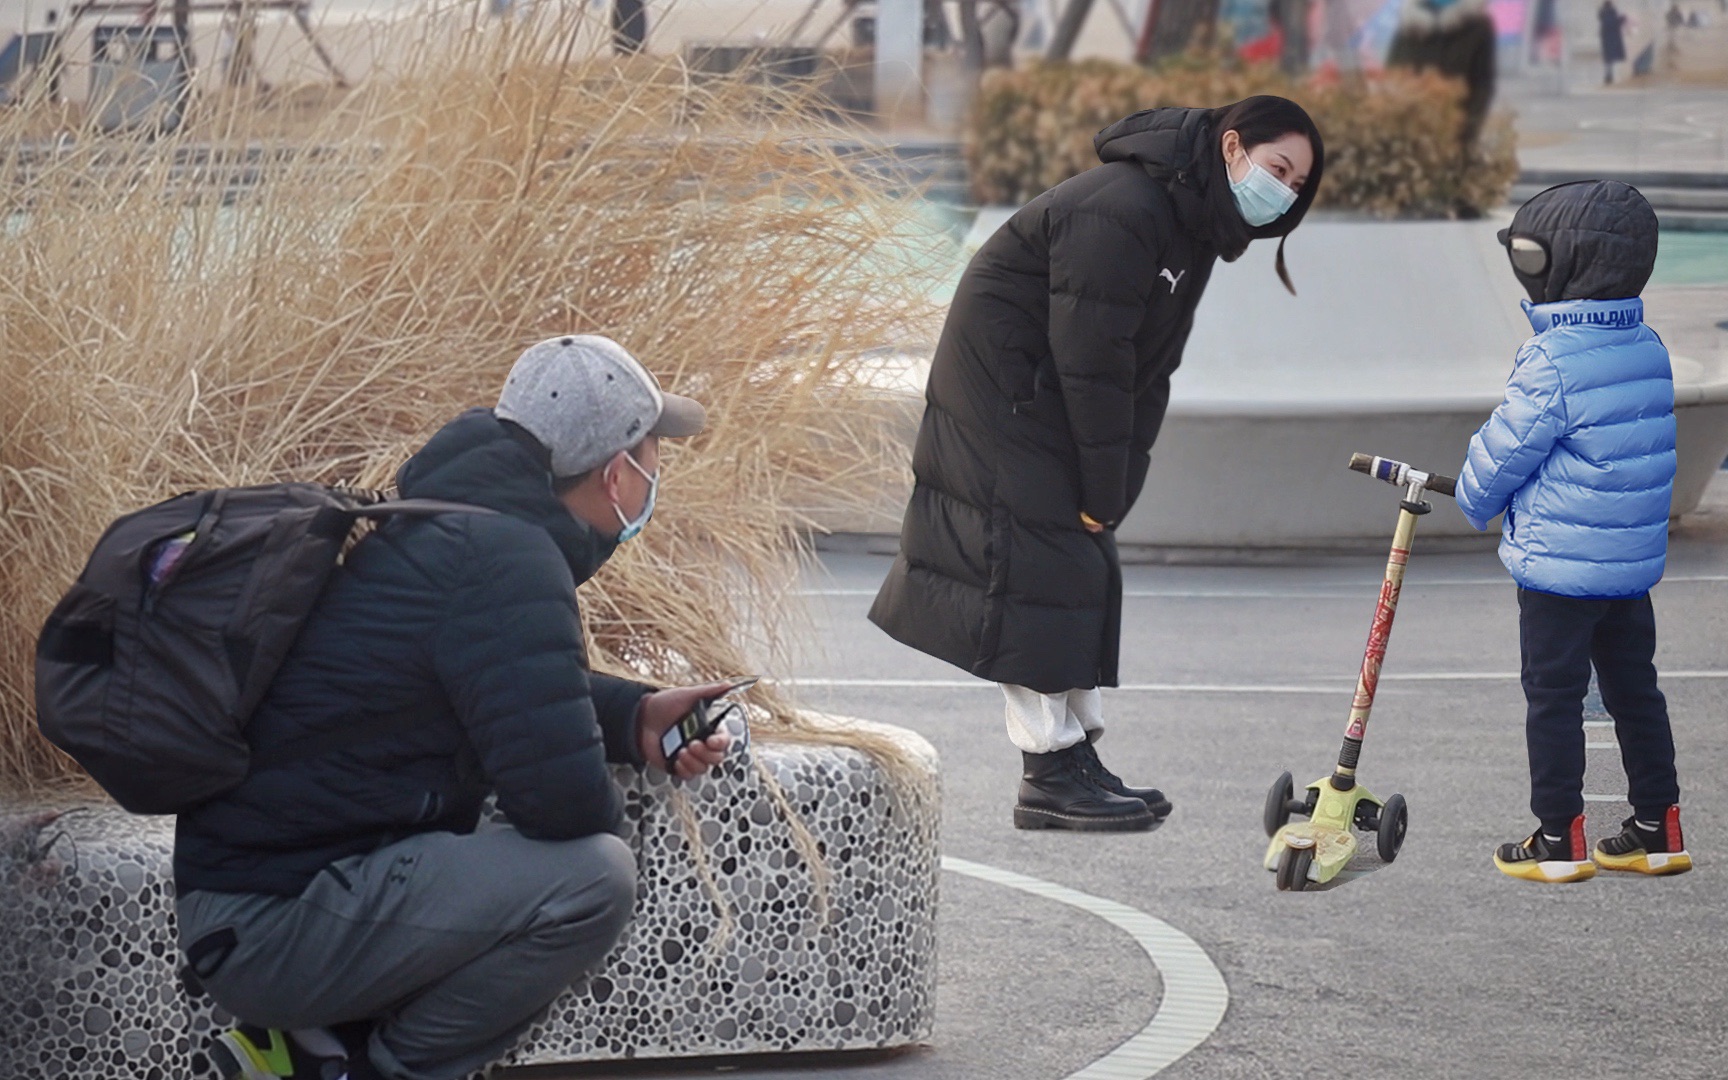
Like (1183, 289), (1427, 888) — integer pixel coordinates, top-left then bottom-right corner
(611, 451), (659, 542)
(1230, 153), (1299, 228)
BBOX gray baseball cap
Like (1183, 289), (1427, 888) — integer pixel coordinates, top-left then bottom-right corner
(496, 335), (706, 478)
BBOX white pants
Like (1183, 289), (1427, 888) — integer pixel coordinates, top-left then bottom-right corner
(1001, 684), (1104, 754)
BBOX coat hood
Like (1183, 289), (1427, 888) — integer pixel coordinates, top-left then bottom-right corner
(1503, 180), (1659, 304)
(1094, 106), (1212, 175)
(395, 407), (618, 585)
(1094, 107), (1253, 260)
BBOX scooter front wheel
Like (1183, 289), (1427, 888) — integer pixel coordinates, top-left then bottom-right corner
(1377, 793), (1409, 863)
(1274, 844), (1314, 892)
(1263, 771), (1296, 838)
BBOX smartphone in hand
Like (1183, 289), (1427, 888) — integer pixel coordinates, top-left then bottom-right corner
(660, 677), (757, 766)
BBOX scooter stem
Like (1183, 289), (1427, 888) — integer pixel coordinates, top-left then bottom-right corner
(1331, 495), (1426, 791)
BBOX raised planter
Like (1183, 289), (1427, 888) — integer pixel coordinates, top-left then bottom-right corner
(0, 715), (939, 1078)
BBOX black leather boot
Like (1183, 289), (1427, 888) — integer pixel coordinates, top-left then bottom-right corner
(1070, 739), (1173, 819)
(1014, 747), (1155, 831)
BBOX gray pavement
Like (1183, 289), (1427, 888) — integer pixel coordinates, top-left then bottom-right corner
(1500, 76), (1728, 179)
(526, 475), (1728, 1080)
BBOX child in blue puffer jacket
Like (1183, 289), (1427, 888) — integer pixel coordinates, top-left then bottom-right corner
(1456, 180), (1691, 884)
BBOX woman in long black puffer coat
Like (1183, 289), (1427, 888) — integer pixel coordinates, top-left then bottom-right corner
(870, 97), (1324, 831)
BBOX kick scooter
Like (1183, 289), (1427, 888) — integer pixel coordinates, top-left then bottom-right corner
(1263, 453), (1457, 891)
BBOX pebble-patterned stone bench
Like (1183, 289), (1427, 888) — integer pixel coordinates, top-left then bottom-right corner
(0, 715), (939, 1079)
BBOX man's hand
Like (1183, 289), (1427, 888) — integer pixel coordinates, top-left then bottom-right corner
(636, 682), (735, 780)
(1080, 511), (1106, 534)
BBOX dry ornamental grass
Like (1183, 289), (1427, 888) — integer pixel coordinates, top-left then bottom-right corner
(0, 4), (940, 797)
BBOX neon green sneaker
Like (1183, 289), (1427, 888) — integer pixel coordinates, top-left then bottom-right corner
(210, 1025), (347, 1080)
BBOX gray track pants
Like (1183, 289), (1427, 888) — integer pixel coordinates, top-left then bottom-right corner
(176, 825), (637, 1080)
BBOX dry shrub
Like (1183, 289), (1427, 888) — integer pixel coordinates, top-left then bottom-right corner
(0, 4), (941, 795)
(966, 55), (1518, 216)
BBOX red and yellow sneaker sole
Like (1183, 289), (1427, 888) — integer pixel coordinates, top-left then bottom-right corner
(1493, 854), (1597, 883)
(1593, 847), (1693, 876)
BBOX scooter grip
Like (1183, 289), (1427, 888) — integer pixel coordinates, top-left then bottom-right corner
(1348, 452), (1458, 498)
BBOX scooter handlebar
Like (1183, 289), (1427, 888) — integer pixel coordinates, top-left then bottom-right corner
(1348, 453), (1456, 499)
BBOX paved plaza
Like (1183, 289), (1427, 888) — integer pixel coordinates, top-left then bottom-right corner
(8, 17), (1716, 1075)
(520, 67), (1728, 1080)
(1500, 69), (1728, 182)
(527, 477), (1728, 1080)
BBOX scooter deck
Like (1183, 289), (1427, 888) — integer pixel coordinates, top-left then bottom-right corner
(1263, 777), (1382, 885)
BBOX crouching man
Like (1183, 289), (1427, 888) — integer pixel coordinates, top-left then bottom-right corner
(175, 336), (731, 1080)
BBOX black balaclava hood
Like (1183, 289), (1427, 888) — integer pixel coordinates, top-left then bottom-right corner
(1094, 98), (1324, 294)
(1502, 180), (1659, 304)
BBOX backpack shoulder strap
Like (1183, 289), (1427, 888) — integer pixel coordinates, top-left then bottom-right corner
(350, 499), (499, 519)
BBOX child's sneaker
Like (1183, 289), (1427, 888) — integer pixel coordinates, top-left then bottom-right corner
(211, 1025), (347, 1080)
(1493, 815), (1597, 883)
(1594, 806), (1693, 876)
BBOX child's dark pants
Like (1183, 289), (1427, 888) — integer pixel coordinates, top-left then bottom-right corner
(1518, 587), (1679, 834)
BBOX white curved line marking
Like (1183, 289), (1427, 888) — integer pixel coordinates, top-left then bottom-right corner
(786, 679), (1341, 693)
(777, 671), (1728, 692)
(941, 857), (1229, 1079)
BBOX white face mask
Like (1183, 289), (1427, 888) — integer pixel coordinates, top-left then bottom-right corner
(610, 451), (658, 542)
(1230, 152), (1299, 228)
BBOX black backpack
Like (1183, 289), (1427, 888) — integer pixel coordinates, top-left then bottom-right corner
(34, 483), (489, 814)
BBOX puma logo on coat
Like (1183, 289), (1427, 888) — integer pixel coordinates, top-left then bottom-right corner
(1159, 268), (1185, 293)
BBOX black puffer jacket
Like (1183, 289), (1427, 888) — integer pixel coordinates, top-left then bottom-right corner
(871, 108), (1254, 693)
(174, 410), (652, 897)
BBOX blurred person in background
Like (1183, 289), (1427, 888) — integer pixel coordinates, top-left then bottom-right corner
(1315, 0), (1365, 71)
(612, 0), (646, 53)
(1600, 0), (1629, 81)
(1386, 0), (1497, 166)
(1530, 0), (1563, 65)
(980, 0), (1022, 66)
(871, 97), (1324, 833)
(1663, 1), (1686, 65)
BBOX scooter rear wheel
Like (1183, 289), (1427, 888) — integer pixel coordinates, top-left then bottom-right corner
(1274, 844), (1314, 892)
(1263, 771), (1295, 838)
(1377, 793), (1409, 863)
